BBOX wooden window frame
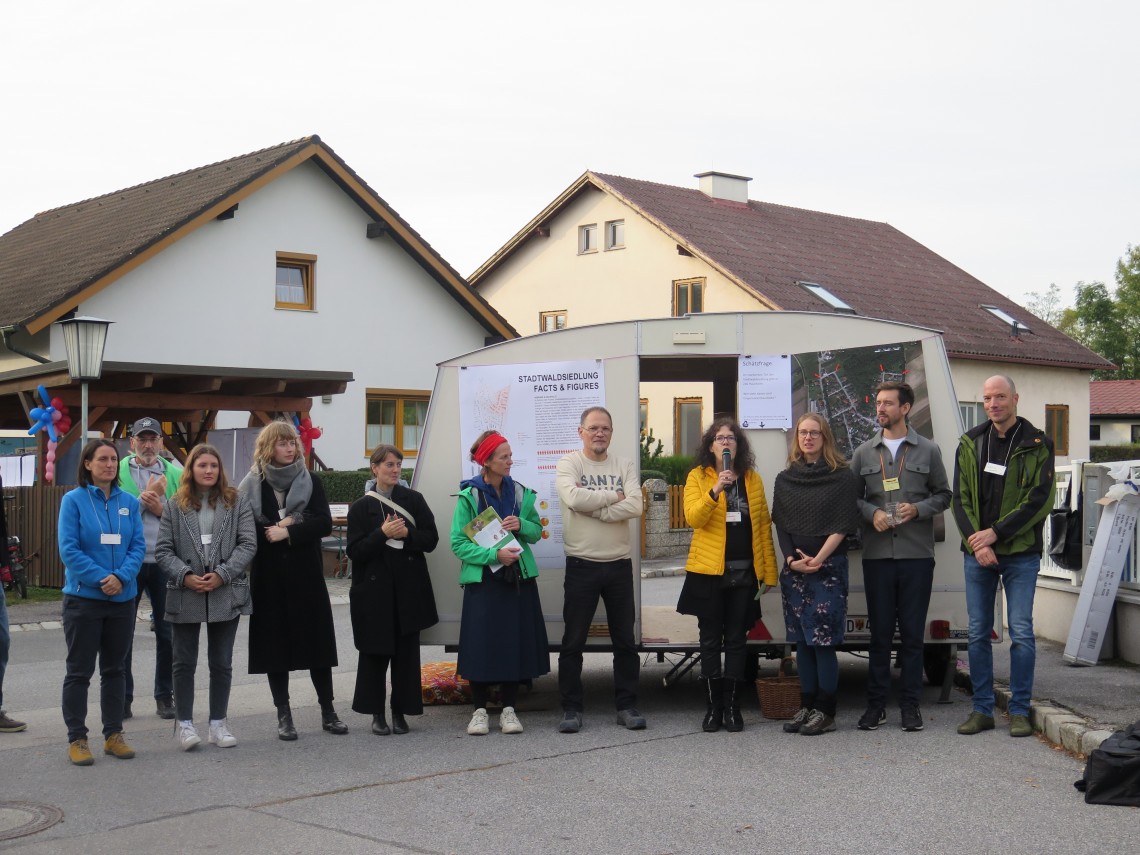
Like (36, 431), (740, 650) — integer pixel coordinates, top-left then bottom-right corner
(365, 388), (430, 458)
(578, 224), (598, 254)
(275, 252), (317, 310)
(672, 277), (705, 317)
(605, 219), (625, 250)
(540, 310), (567, 333)
(673, 396), (702, 456)
(1045, 404), (1069, 456)
(639, 397), (649, 437)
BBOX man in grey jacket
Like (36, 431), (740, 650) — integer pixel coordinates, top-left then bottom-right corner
(851, 382), (952, 733)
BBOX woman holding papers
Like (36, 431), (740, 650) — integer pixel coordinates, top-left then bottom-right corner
(347, 444), (439, 735)
(451, 430), (549, 736)
(678, 418), (777, 733)
(155, 444), (256, 751)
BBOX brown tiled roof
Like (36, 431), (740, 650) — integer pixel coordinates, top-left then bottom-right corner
(587, 172), (1110, 370)
(0, 136), (515, 339)
(1090, 380), (1140, 415)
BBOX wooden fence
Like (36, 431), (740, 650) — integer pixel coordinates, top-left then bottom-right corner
(5, 484), (69, 588)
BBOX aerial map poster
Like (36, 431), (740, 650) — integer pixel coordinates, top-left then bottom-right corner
(789, 341), (930, 459)
(458, 360), (606, 567)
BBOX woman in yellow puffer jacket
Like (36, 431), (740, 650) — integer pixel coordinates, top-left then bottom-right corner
(677, 417), (777, 733)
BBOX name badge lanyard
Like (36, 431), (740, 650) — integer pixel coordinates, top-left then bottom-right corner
(726, 481), (742, 524)
(984, 422), (1021, 477)
(879, 444), (908, 494)
(86, 489), (124, 549)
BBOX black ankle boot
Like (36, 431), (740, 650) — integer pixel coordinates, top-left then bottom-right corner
(390, 711), (409, 735)
(723, 680), (745, 732)
(701, 678), (724, 732)
(322, 707), (348, 735)
(277, 705), (297, 741)
(371, 714), (390, 736)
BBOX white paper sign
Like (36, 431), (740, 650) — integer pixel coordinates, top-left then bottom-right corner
(737, 354), (792, 429)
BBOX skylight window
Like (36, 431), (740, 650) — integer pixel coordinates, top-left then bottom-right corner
(981, 305), (1031, 334)
(799, 281), (855, 314)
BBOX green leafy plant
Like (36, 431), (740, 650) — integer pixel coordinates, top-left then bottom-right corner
(640, 429), (664, 469)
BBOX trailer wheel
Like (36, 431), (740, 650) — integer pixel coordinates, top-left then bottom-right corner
(923, 644), (953, 686)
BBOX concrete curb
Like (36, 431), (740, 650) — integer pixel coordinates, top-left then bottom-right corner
(954, 665), (1112, 755)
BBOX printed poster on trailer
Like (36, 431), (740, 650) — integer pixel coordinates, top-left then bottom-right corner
(458, 360), (605, 568)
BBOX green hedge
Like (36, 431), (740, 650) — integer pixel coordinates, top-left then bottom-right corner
(1090, 444), (1140, 463)
(654, 455), (695, 485)
(315, 468), (419, 502)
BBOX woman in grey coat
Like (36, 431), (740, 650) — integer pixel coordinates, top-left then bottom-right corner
(156, 444), (255, 751)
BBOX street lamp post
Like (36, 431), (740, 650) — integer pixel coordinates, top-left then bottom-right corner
(56, 316), (113, 443)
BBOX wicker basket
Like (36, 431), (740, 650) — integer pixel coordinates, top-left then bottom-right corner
(755, 660), (801, 720)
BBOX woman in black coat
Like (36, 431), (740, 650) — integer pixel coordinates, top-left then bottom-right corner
(238, 420), (344, 740)
(348, 444), (439, 735)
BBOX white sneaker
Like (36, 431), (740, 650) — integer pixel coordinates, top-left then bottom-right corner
(499, 706), (523, 734)
(177, 720), (201, 751)
(467, 708), (489, 736)
(208, 719), (237, 748)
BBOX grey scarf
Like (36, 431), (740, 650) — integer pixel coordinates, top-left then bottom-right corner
(239, 459), (312, 524)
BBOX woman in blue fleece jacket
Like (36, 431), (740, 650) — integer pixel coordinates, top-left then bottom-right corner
(58, 439), (146, 766)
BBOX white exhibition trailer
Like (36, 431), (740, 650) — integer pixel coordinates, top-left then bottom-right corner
(413, 312), (975, 692)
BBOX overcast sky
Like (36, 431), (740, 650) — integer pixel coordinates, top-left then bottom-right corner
(2, 1), (1136, 312)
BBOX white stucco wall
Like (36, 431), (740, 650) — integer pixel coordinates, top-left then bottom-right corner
(1091, 418), (1139, 446)
(41, 161), (492, 471)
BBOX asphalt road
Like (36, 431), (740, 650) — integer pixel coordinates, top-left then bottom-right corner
(1, 577), (1134, 854)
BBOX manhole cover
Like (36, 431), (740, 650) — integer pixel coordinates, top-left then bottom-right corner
(0, 801), (64, 841)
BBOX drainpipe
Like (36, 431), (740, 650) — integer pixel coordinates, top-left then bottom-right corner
(0, 325), (50, 364)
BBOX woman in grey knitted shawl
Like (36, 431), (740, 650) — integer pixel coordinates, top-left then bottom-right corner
(156, 444), (255, 751)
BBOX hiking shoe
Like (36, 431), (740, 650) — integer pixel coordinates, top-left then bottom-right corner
(1009, 714), (1034, 738)
(857, 707), (886, 731)
(558, 711), (582, 733)
(957, 711), (995, 735)
(782, 707), (811, 734)
(799, 709), (836, 736)
(177, 721), (201, 751)
(0, 710), (27, 733)
(616, 708), (647, 730)
(155, 697), (175, 720)
(69, 738), (94, 766)
(209, 719), (237, 748)
(901, 706), (924, 732)
(103, 732), (136, 759)
(467, 708), (490, 736)
(500, 706), (524, 734)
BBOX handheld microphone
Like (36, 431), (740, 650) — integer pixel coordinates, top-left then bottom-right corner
(722, 448), (732, 473)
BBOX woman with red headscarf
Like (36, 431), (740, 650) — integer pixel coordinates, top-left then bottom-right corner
(450, 430), (549, 736)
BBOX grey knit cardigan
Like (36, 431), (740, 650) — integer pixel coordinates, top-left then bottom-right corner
(155, 493), (256, 623)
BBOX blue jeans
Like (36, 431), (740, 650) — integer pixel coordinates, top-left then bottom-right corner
(964, 552), (1039, 716)
(0, 585), (9, 710)
(124, 562), (173, 703)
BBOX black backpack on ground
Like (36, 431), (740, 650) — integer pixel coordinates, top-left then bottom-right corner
(1074, 720), (1140, 806)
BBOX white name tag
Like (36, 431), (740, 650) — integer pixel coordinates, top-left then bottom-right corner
(387, 538), (404, 549)
(726, 511), (742, 524)
(201, 534), (212, 545)
(100, 533), (122, 545)
(984, 462), (1007, 476)
(118, 507), (131, 516)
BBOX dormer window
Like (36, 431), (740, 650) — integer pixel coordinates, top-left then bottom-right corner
(799, 281), (855, 314)
(981, 305), (1031, 334)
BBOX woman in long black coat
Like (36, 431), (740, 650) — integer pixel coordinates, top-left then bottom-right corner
(238, 420), (344, 740)
(347, 444), (439, 735)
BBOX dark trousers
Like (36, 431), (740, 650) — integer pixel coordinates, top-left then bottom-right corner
(124, 562), (173, 703)
(863, 557), (935, 708)
(268, 668), (334, 709)
(698, 584), (755, 681)
(558, 557), (639, 712)
(352, 632), (424, 717)
(171, 617), (241, 722)
(62, 596), (135, 742)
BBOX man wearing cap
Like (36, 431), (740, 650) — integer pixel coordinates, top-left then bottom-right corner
(119, 417), (182, 720)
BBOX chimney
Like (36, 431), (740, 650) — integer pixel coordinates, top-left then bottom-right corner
(695, 171), (751, 203)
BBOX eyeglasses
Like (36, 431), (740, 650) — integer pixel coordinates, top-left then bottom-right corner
(713, 435), (736, 444)
(797, 430), (822, 439)
(582, 426), (612, 435)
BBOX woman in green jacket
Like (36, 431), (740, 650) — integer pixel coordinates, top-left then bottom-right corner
(450, 431), (549, 736)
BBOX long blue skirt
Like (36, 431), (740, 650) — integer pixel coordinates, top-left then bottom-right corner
(457, 570), (551, 683)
